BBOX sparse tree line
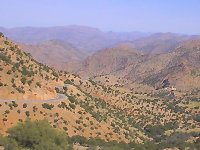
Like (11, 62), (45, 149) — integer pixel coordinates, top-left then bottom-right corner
(0, 119), (199, 150)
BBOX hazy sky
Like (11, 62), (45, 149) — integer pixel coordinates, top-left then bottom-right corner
(0, 0), (199, 34)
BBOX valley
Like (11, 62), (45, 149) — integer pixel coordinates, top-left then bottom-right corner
(1, 1), (200, 149)
(0, 30), (199, 150)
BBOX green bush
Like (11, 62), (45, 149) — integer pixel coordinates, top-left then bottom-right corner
(20, 77), (26, 85)
(0, 136), (18, 150)
(64, 79), (73, 84)
(69, 103), (76, 109)
(16, 87), (25, 94)
(0, 53), (11, 64)
(6, 119), (71, 150)
(36, 82), (41, 88)
(7, 70), (12, 75)
(42, 103), (54, 110)
(25, 111), (30, 117)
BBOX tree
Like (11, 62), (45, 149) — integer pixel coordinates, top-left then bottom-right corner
(7, 119), (71, 150)
(0, 136), (18, 150)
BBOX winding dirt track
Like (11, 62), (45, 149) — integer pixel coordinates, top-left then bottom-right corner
(0, 84), (70, 103)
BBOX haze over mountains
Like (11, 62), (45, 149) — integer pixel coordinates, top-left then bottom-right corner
(117, 33), (200, 54)
(2, 25), (200, 72)
(0, 25), (150, 53)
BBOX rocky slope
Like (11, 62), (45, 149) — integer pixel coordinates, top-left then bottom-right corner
(69, 39), (200, 91)
(141, 39), (200, 90)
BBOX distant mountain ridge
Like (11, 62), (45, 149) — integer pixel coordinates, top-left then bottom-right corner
(116, 33), (200, 54)
(0, 25), (151, 53)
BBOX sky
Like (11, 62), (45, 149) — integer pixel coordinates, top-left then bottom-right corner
(0, 0), (199, 34)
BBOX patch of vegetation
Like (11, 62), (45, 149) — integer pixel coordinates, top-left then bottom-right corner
(64, 79), (73, 84)
(42, 103), (54, 110)
(0, 119), (72, 150)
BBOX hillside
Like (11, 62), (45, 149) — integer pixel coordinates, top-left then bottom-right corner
(66, 46), (144, 77)
(0, 26), (150, 53)
(69, 39), (200, 91)
(0, 33), (63, 100)
(117, 33), (200, 54)
(20, 40), (89, 70)
(141, 39), (200, 90)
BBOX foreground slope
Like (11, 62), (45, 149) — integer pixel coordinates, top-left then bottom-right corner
(0, 33), (63, 100)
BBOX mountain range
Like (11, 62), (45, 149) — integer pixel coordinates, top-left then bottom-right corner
(2, 26), (200, 74)
(0, 25), (150, 53)
(69, 39), (200, 91)
(0, 30), (199, 149)
(116, 32), (200, 53)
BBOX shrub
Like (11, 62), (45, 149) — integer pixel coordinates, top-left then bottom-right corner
(33, 106), (38, 112)
(7, 70), (12, 75)
(64, 79), (72, 84)
(17, 110), (20, 114)
(27, 79), (33, 86)
(36, 82), (41, 88)
(23, 103), (27, 108)
(76, 120), (81, 124)
(0, 53), (11, 63)
(25, 111), (30, 117)
(5, 110), (10, 114)
(52, 71), (58, 78)
(21, 66), (34, 77)
(69, 103), (76, 109)
(21, 77), (26, 85)
(16, 87), (25, 94)
(12, 101), (18, 107)
(42, 103), (54, 110)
